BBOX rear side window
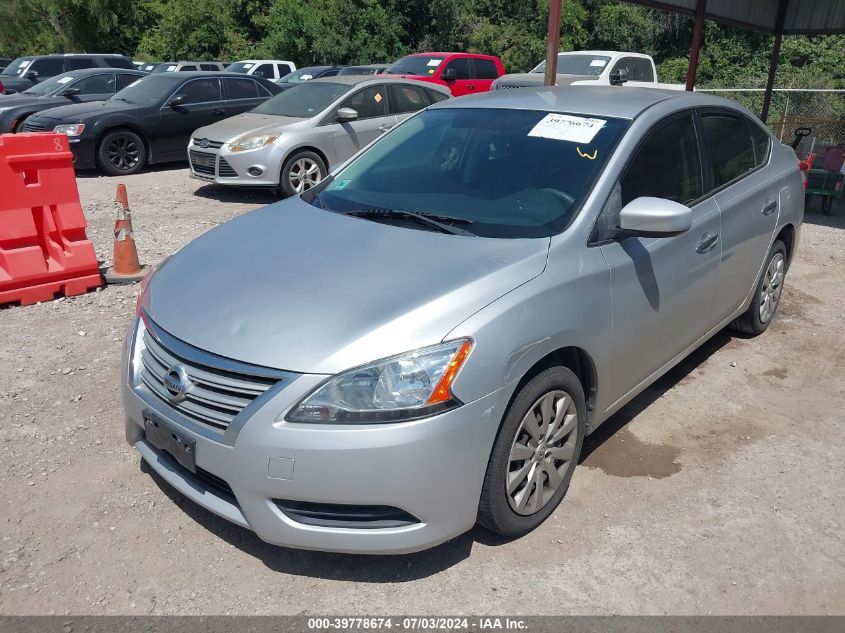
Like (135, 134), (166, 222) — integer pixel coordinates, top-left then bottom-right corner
(225, 77), (259, 99)
(179, 65), (197, 71)
(473, 58), (499, 79)
(176, 78), (221, 104)
(632, 58), (654, 82)
(701, 114), (755, 188)
(73, 73), (116, 94)
(117, 73), (141, 89)
(68, 58), (96, 70)
(749, 119), (771, 166)
(426, 89), (449, 103)
(200, 63), (220, 72)
(444, 57), (471, 79)
(622, 113), (702, 206)
(105, 58), (134, 69)
(339, 85), (388, 119)
(30, 58), (66, 76)
(321, 68), (340, 77)
(277, 63), (293, 78)
(253, 63), (274, 78)
(388, 84), (428, 114)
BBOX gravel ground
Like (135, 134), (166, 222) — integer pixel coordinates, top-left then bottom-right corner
(1, 167), (843, 616)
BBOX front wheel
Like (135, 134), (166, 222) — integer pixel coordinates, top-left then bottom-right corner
(478, 366), (586, 537)
(278, 150), (327, 197)
(730, 240), (787, 336)
(96, 129), (146, 176)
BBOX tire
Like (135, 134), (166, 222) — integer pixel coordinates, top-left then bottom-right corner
(278, 150), (327, 198)
(478, 366), (586, 537)
(96, 129), (146, 176)
(730, 240), (787, 336)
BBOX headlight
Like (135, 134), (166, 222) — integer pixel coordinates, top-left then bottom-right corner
(54, 123), (85, 136)
(227, 133), (279, 152)
(286, 339), (473, 424)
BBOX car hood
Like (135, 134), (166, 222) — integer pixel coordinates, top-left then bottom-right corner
(194, 112), (308, 143)
(493, 73), (597, 88)
(144, 197), (549, 374)
(28, 99), (137, 123)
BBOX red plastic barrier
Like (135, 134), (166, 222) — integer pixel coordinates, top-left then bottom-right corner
(0, 133), (101, 306)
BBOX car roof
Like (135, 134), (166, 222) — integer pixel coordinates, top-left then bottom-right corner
(559, 50), (650, 58)
(402, 52), (495, 58)
(150, 71), (265, 79)
(53, 67), (147, 78)
(308, 75), (449, 90)
(430, 86), (740, 120)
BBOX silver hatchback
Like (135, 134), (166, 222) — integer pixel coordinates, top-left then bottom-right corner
(124, 86), (802, 554)
(187, 76), (450, 196)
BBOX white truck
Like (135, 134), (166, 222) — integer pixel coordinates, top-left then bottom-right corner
(492, 50), (684, 91)
(225, 60), (297, 81)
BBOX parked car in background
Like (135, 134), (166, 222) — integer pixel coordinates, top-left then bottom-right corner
(384, 52), (505, 96)
(275, 66), (344, 91)
(226, 60), (296, 81)
(189, 77), (450, 196)
(23, 72), (280, 175)
(492, 51), (684, 90)
(0, 58), (12, 73)
(138, 62), (159, 73)
(150, 61), (226, 73)
(0, 68), (147, 133)
(0, 54), (135, 94)
(336, 64), (389, 76)
(124, 86), (801, 554)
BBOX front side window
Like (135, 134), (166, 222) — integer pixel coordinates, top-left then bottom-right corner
(175, 78), (221, 104)
(701, 114), (755, 188)
(313, 108), (628, 238)
(339, 85), (388, 119)
(444, 58), (471, 79)
(621, 114), (702, 206)
(254, 63), (274, 78)
(73, 73), (116, 95)
(29, 58), (66, 77)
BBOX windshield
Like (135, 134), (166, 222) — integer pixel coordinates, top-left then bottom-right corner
(226, 62), (254, 73)
(280, 68), (327, 84)
(109, 75), (168, 105)
(531, 54), (611, 77)
(253, 81), (349, 118)
(20, 73), (80, 96)
(1, 58), (32, 76)
(385, 56), (445, 76)
(313, 108), (628, 238)
(150, 63), (177, 74)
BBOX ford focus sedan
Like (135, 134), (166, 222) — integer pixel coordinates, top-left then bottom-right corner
(123, 86), (802, 554)
(188, 76), (450, 196)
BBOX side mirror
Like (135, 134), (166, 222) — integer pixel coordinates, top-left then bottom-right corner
(167, 94), (186, 107)
(442, 68), (457, 81)
(618, 197), (691, 237)
(336, 107), (358, 122)
(609, 68), (628, 86)
(26, 71), (39, 80)
(60, 87), (81, 97)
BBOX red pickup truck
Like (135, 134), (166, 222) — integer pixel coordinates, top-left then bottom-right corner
(384, 52), (506, 97)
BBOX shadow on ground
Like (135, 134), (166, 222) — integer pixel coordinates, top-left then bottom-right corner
(192, 183), (280, 205)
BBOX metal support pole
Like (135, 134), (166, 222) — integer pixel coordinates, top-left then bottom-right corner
(544, 0), (564, 86)
(762, 0), (789, 123)
(685, 0), (706, 91)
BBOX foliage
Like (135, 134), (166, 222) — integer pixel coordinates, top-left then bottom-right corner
(2, 0), (844, 90)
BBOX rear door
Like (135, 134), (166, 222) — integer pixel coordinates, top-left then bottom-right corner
(470, 57), (500, 92)
(699, 110), (782, 320)
(439, 57), (474, 96)
(156, 77), (226, 161)
(222, 77), (270, 115)
(329, 83), (395, 164)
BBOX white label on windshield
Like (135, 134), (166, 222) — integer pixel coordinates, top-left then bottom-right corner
(166, 65), (176, 71)
(56, 76), (73, 84)
(427, 59), (442, 67)
(300, 74), (313, 80)
(242, 63), (253, 69)
(590, 59), (607, 67)
(528, 114), (605, 144)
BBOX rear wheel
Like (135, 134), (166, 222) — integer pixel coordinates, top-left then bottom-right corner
(96, 129), (146, 176)
(730, 240), (787, 336)
(478, 366), (585, 537)
(278, 150), (326, 197)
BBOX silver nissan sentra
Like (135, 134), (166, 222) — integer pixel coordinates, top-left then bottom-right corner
(123, 86), (802, 554)
(187, 76), (451, 196)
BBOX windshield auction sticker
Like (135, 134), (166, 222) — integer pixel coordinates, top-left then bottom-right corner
(528, 114), (606, 144)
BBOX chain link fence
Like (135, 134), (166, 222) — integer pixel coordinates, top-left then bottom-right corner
(697, 89), (845, 148)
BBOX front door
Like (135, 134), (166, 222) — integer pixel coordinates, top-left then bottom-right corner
(155, 77), (227, 162)
(598, 112), (722, 408)
(329, 84), (396, 164)
(440, 57), (474, 96)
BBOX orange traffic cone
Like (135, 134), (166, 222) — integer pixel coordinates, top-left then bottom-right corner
(104, 184), (150, 284)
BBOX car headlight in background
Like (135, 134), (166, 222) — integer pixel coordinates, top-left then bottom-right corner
(54, 123), (85, 136)
(227, 133), (279, 152)
(286, 339), (473, 424)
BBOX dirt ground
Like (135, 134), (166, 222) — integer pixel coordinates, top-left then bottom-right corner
(0, 166), (843, 616)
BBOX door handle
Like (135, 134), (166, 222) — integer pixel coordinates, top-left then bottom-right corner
(378, 124), (393, 133)
(212, 108), (225, 116)
(466, 84), (476, 90)
(695, 232), (719, 254)
(762, 199), (778, 215)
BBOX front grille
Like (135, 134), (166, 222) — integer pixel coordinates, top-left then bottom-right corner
(273, 500), (420, 529)
(22, 120), (47, 132)
(191, 138), (224, 149)
(139, 327), (279, 432)
(188, 150), (215, 176)
(218, 157), (237, 178)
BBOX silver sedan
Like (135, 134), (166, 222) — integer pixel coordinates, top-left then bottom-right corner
(187, 76), (450, 196)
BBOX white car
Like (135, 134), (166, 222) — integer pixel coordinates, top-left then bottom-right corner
(226, 60), (297, 82)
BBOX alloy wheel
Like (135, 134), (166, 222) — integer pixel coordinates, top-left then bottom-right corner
(759, 252), (785, 323)
(506, 390), (579, 516)
(107, 135), (140, 171)
(288, 158), (322, 193)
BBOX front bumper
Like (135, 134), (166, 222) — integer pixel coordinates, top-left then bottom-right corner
(67, 135), (96, 169)
(121, 316), (507, 554)
(187, 140), (282, 188)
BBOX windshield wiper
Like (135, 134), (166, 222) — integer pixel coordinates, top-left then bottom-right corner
(345, 208), (475, 236)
